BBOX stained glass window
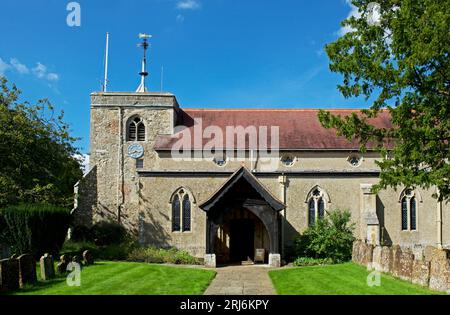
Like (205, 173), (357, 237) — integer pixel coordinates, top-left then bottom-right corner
(401, 197), (408, 231)
(308, 199), (315, 227)
(182, 194), (191, 231)
(410, 197), (416, 230)
(318, 198), (325, 219)
(172, 195), (181, 232)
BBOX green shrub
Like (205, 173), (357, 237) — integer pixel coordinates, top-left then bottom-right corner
(293, 209), (355, 263)
(0, 203), (71, 257)
(91, 221), (127, 246)
(127, 246), (202, 265)
(70, 225), (93, 243)
(293, 257), (333, 266)
(61, 238), (137, 261)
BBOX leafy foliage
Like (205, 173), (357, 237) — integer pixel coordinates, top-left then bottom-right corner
(293, 209), (355, 263)
(61, 239), (137, 261)
(127, 246), (203, 265)
(0, 77), (83, 208)
(0, 203), (71, 257)
(293, 257), (333, 267)
(70, 221), (128, 246)
(319, 0), (450, 200)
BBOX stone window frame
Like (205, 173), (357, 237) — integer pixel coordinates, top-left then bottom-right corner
(398, 188), (422, 232)
(280, 154), (296, 168)
(212, 153), (228, 167)
(169, 187), (196, 234)
(136, 159), (144, 169)
(126, 115), (146, 142)
(347, 154), (363, 168)
(305, 185), (331, 227)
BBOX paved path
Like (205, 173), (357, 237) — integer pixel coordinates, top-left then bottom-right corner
(204, 265), (276, 295)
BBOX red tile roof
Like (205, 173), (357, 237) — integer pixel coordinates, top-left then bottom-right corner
(154, 109), (393, 150)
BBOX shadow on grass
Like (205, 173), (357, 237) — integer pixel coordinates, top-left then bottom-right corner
(2, 262), (104, 295)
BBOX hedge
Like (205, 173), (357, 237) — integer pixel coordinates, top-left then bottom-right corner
(0, 203), (71, 257)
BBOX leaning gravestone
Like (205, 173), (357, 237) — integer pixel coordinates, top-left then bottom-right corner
(40, 253), (55, 281)
(0, 258), (20, 291)
(57, 255), (71, 275)
(17, 254), (37, 287)
(82, 250), (94, 265)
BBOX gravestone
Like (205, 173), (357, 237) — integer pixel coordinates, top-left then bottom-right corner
(82, 250), (94, 265)
(40, 253), (55, 281)
(17, 254), (37, 287)
(57, 255), (71, 275)
(397, 250), (414, 281)
(411, 260), (430, 287)
(0, 258), (20, 291)
(72, 255), (82, 268)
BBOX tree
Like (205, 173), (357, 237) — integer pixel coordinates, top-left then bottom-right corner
(319, 0), (449, 201)
(0, 76), (83, 208)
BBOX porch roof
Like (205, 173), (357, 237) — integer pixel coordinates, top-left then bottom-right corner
(198, 166), (285, 212)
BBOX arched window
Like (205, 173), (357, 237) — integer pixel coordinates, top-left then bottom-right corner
(171, 188), (194, 232)
(172, 195), (181, 232)
(128, 117), (145, 141)
(306, 187), (329, 226)
(400, 188), (419, 231)
(308, 199), (315, 227)
(182, 194), (191, 231)
(401, 197), (408, 230)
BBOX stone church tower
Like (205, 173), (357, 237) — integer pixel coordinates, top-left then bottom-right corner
(82, 92), (180, 234)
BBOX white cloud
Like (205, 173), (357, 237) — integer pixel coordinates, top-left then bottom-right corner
(337, 0), (382, 36)
(0, 58), (11, 76)
(32, 62), (47, 78)
(0, 58), (59, 82)
(32, 62), (59, 82)
(46, 73), (59, 81)
(10, 58), (29, 74)
(74, 154), (90, 175)
(176, 0), (201, 10)
(338, 0), (361, 36)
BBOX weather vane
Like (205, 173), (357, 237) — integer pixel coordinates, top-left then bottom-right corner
(136, 33), (152, 93)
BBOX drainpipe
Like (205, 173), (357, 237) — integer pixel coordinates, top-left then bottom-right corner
(278, 174), (287, 257)
(117, 107), (124, 222)
(436, 187), (443, 249)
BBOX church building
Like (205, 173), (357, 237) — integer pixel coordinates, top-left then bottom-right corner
(72, 91), (449, 267)
(72, 37), (449, 268)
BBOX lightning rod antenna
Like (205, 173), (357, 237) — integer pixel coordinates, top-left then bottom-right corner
(136, 33), (152, 93)
(102, 32), (110, 92)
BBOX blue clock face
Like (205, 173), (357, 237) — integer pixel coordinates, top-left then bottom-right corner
(128, 143), (144, 159)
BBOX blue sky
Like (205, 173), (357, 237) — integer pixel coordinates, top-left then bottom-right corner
(0, 0), (363, 154)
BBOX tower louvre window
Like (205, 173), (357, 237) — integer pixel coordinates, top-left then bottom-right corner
(137, 123), (146, 141)
(128, 117), (145, 141)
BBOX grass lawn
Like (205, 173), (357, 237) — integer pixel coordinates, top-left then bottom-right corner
(269, 262), (445, 295)
(9, 261), (216, 295)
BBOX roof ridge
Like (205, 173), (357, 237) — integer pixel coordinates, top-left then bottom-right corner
(182, 108), (385, 112)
